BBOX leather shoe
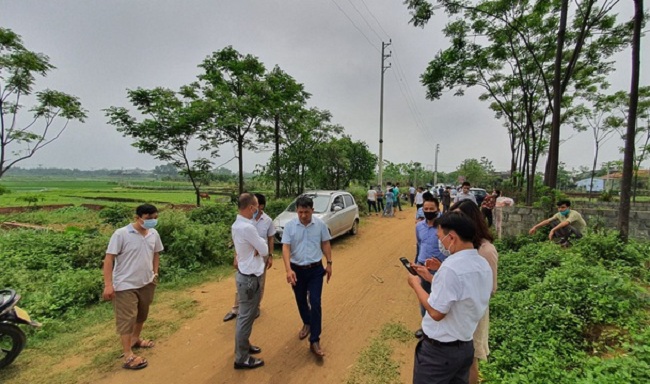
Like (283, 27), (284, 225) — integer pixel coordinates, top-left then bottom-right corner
(249, 345), (261, 354)
(234, 356), (264, 370)
(298, 324), (310, 340)
(223, 312), (237, 322)
(414, 329), (424, 339)
(310, 342), (325, 357)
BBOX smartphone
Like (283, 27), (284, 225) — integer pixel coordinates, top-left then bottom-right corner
(399, 257), (418, 276)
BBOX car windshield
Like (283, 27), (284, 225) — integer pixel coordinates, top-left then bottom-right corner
(286, 194), (331, 213)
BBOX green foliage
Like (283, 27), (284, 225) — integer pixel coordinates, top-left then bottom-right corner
(487, 233), (650, 383)
(156, 210), (232, 277)
(16, 194), (43, 206)
(0, 184), (9, 194)
(98, 204), (133, 226)
(263, 198), (293, 220)
(187, 202), (237, 225)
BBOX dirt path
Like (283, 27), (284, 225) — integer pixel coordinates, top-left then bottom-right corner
(95, 207), (422, 384)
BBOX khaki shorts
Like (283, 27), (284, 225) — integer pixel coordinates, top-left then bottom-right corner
(113, 283), (156, 335)
(473, 307), (490, 360)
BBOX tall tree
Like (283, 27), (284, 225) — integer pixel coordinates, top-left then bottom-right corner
(619, 0), (643, 242)
(0, 28), (86, 178)
(105, 87), (214, 206)
(197, 46), (268, 195)
(262, 66), (310, 197)
(404, 0), (633, 203)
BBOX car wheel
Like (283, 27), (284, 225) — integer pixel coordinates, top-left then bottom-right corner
(349, 220), (359, 235)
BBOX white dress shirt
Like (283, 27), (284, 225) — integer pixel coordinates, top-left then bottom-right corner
(232, 215), (268, 276)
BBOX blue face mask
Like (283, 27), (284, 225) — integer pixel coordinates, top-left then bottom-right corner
(142, 218), (158, 229)
(252, 209), (259, 220)
(559, 208), (570, 217)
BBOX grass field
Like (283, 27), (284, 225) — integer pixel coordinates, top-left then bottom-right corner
(0, 177), (234, 206)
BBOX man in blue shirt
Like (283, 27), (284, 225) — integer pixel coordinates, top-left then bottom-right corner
(413, 198), (446, 339)
(281, 196), (333, 358)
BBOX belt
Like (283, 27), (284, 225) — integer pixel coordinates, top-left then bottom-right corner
(291, 261), (322, 270)
(423, 334), (472, 347)
(237, 270), (259, 278)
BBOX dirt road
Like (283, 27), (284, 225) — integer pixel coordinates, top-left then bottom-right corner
(95, 207), (422, 384)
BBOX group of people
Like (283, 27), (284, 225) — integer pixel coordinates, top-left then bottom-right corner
(366, 182), (404, 217)
(100, 187), (587, 380)
(101, 193), (333, 371)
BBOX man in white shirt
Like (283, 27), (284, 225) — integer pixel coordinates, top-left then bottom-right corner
(408, 212), (492, 383)
(223, 193), (276, 322)
(367, 185), (378, 214)
(232, 193), (269, 370)
(454, 181), (477, 205)
(103, 204), (164, 370)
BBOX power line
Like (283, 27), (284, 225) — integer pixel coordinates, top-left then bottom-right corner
(345, 0), (384, 42)
(330, 0), (380, 52)
(359, 0), (391, 40)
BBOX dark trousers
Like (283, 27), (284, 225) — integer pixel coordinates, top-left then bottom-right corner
(410, 194), (415, 206)
(395, 197), (402, 211)
(413, 338), (474, 384)
(377, 198), (385, 211)
(442, 202), (450, 212)
(291, 263), (325, 343)
(481, 207), (493, 227)
(549, 219), (583, 241)
(367, 200), (378, 212)
(419, 276), (432, 317)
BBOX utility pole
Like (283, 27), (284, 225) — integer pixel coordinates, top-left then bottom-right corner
(434, 144), (440, 186)
(378, 40), (391, 187)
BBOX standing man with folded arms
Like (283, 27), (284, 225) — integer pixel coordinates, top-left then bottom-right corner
(282, 195), (332, 358)
(231, 193), (269, 370)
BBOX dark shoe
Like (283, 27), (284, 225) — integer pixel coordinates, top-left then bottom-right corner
(255, 309), (260, 319)
(298, 324), (310, 340)
(223, 312), (237, 322)
(310, 342), (325, 357)
(249, 345), (262, 354)
(414, 329), (424, 339)
(234, 356), (264, 370)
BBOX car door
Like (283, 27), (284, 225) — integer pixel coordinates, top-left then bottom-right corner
(329, 194), (346, 236)
(342, 194), (357, 231)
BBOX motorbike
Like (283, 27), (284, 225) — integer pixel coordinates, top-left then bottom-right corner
(0, 289), (41, 369)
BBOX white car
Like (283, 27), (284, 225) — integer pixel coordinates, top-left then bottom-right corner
(273, 190), (360, 242)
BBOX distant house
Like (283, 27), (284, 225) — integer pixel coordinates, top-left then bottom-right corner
(576, 177), (605, 192)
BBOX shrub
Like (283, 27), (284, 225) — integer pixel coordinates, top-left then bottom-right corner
(98, 204), (133, 226)
(188, 202), (236, 225)
(263, 198), (293, 220)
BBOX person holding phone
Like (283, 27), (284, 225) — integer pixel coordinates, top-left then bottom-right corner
(407, 212), (492, 384)
(413, 198), (446, 339)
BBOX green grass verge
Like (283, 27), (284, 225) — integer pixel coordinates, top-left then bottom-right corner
(346, 322), (412, 384)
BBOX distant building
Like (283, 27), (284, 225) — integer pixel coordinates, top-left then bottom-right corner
(576, 177), (604, 192)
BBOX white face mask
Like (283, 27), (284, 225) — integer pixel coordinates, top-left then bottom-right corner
(438, 234), (451, 257)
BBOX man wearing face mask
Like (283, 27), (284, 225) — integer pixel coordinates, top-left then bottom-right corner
(529, 199), (586, 245)
(103, 204), (164, 370)
(412, 198), (446, 339)
(231, 193), (270, 369)
(408, 212), (493, 384)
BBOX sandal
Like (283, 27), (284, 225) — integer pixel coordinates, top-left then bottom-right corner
(132, 339), (155, 349)
(123, 355), (148, 370)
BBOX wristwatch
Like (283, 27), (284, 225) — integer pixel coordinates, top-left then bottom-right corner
(326, 260), (332, 265)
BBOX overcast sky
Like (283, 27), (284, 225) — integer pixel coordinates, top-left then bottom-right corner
(2, 0), (649, 176)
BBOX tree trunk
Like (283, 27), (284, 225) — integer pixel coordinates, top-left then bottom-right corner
(274, 114), (280, 198)
(619, 0), (643, 242)
(589, 141), (599, 200)
(238, 135), (244, 195)
(545, 0), (569, 189)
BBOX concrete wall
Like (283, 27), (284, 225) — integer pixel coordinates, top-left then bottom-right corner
(500, 204), (650, 240)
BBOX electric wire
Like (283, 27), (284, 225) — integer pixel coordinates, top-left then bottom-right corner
(330, 0), (380, 53)
(345, 0), (384, 42)
(359, 0), (391, 40)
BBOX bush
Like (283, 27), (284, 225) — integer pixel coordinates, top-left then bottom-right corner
(264, 198), (293, 220)
(98, 204), (133, 226)
(188, 202), (237, 225)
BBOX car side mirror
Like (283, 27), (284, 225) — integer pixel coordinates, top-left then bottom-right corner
(332, 205), (343, 212)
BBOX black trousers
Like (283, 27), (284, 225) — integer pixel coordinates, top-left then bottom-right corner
(413, 338), (474, 384)
(481, 207), (493, 227)
(549, 219), (583, 241)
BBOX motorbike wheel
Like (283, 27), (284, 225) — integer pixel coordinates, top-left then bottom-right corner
(0, 323), (26, 369)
